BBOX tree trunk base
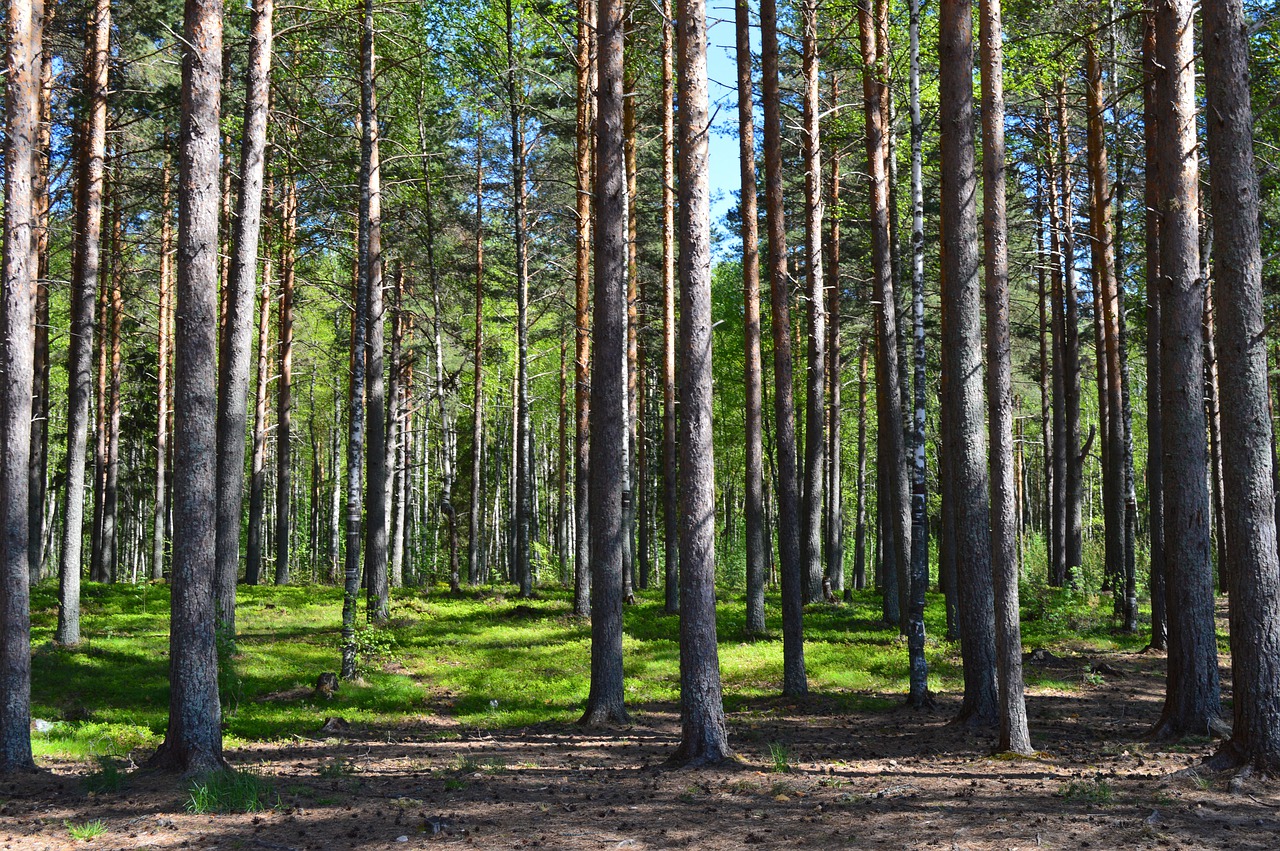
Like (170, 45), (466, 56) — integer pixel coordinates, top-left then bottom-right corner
(1204, 740), (1280, 780)
(1148, 711), (1230, 743)
(665, 742), (737, 769)
(906, 690), (936, 710)
(147, 742), (227, 777)
(579, 703), (630, 728)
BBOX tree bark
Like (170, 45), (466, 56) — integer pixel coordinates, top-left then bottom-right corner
(761, 0), (806, 697)
(978, 0), (1030, 752)
(573, 0), (594, 615)
(276, 179), (297, 587)
(153, 157), (174, 581)
(939, 0), (998, 727)
(800, 0), (826, 606)
(1057, 80), (1084, 586)
(57, 0), (110, 645)
(854, 338), (869, 591)
(151, 0), (226, 773)
(668, 0), (731, 767)
(471, 122), (487, 588)
(660, 0), (678, 614)
(580, 0), (629, 727)
(0, 0), (42, 771)
(102, 199), (124, 582)
(214, 0), (273, 630)
(736, 0), (766, 636)
(1142, 11), (1166, 651)
(245, 228), (272, 586)
(360, 0), (388, 619)
(1150, 0), (1222, 739)
(1203, 279), (1228, 592)
(1201, 0), (1280, 774)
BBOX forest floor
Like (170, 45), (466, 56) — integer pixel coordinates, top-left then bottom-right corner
(3, 583), (1276, 849)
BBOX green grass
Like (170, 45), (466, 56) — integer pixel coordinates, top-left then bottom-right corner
(766, 743), (792, 773)
(1058, 777), (1115, 805)
(186, 770), (277, 814)
(26, 571), (1189, 764)
(65, 819), (106, 841)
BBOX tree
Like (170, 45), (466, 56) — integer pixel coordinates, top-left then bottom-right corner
(660, 0), (678, 615)
(58, 0), (112, 647)
(1201, 0), (1280, 774)
(153, 156), (174, 581)
(581, 0), (628, 727)
(668, 0), (730, 767)
(572, 0), (593, 616)
(151, 0), (226, 773)
(277, 179), (298, 587)
(0, 0), (43, 772)
(978, 0), (1031, 753)
(800, 0), (826, 605)
(939, 0), (998, 727)
(471, 120), (488, 589)
(761, 0), (806, 698)
(736, 0), (767, 636)
(215, 0), (274, 630)
(1142, 10), (1166, 651)
(362, 0), (389, 620)
(1150, 0), (1221, 740)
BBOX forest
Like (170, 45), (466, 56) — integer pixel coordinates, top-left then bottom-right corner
(1, 0), (1279, 845)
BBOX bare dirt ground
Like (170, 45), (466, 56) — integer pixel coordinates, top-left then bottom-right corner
(3, 647), (1277, 850)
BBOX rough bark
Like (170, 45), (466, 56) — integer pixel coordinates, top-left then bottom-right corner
(826, 69), (845, 598)
(0, 0), (42, 771)
(57, 0), (110, 645)
(151, 0), (226, 773)
(979, 0), (1031, 752)
(761, 0), (806, 697)
(245, 234), (272, 587)
(573, 0), (594, 616)
(660, 0), (678, 614)
(668, 0), (732, 767)
(471, 124), (487, 588)
(1142, 11), (1167, 651)
(736, 0), (766, 636)
(939, 0), (998, 727)
(580, 0), (629, 727)
(276, 179), (297, 587)
(360, 0), (388, 619)
(1150, 0), (1222, 740)
(1201, 0), (1280, 774)
(153, 158), (174, 581)
(214, 0), (273, 630)
(854, 339), (869, 592)
(1057, 80), (1084, 586)
(800, 0), (826, 605)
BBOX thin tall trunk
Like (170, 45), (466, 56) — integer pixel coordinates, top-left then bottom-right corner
(214, 0), (274, 630)
(854, 339), (869, 591)
(906, 0), (930, 702)
(825, 70), (844, 597)
(506, 0), (533, 599)
(28, 0), (55, 585)
(471, 122), (487, 588)
(1202, 0), (1280, 773)
(245, 231), (272, 586)
(361, 0), (388, 620)
(661, 0), (678, 614)
(800, 0), (826, 605)
(762, 0), (806, 698)
(0, 0), (42, 771)
(573, 0), (594, 616)
(1058, 80), (1084, 585)
(341, 263), (366, 679)
(1086, 40), (1130, 626)
(940, 0), (998, 727)
(1142, 11), (1166, 650)
(1204, 279), (1228, 591)
(152, 158), (174, 581)
(623, 39), (639, 601)
(979, 0), (1031, 752)
(102, 199), (124, 582)
(1150, 0), (1222, 739)
(58, 0), (110, 645)
(669, 0), (731, 767)
(580, 0), (629, 727)
(1045, 109), (1067, 587)
(276, 179), (296, 587)
(151, 0), (226, 773)
(736, 0), (766, 635)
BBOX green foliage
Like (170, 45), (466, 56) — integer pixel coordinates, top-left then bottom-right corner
(766, 743), (792, 774)
(1058, 777), (1114, 806)
(65, 820), (107, 841)
(186, 770), (278, 814)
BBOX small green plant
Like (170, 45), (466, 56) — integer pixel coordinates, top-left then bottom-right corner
(452, 753), (482, 774)
(317, 757), (356, 778)
(186, 770), (277, 814)
(767, 743), (792, 774)
(1058, 777), (1114, 805)
(1083, 670), (1106, 687)
(66, 820), (106, 841)
(443, 777), (467, 791)
(83, 758), (125, 794)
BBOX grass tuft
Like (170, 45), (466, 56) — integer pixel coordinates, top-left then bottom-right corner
(65, 820), (106, 841)
(767, 742), (792, 773)
(1058, 776), (1114, 805)
(186, 770), (277, 814)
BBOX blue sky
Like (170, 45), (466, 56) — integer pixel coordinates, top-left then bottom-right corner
(703, 5), (759, 252)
